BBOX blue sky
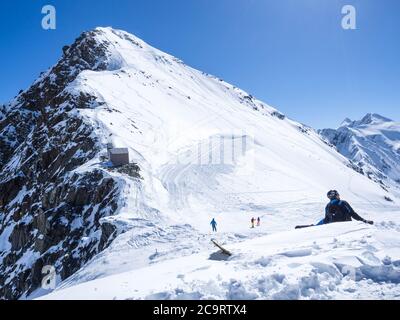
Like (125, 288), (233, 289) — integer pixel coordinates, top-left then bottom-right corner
(0, 0), (399, 128)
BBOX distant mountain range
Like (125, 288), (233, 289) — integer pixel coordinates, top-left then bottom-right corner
(320, 113), (400, 192)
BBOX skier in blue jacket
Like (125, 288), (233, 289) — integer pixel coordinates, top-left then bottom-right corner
(210, 218), (217, 232)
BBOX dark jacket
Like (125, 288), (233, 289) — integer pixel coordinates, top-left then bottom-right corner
(324, 199), (365, 224)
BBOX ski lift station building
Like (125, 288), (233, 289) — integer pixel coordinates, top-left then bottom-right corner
(109, 148), (129, 166)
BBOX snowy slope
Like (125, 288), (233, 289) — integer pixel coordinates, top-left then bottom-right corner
(41, 215), (400, 300)
(320, 114), (400, 195)
(72, 27), (393, 217)
(2, 27), (398, 299)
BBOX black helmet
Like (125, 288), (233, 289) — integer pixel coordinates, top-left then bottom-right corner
(327, 190), (339, 200)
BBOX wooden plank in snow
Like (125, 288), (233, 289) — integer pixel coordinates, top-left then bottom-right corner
(211, 239), (232, 256)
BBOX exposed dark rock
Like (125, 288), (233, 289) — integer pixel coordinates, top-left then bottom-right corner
(9, 223), (32, 251)
(110, 163), (141, 179)
(347, 161), (365, 176)
(99, 221), (118, 251)
(271, 111), (285, 120)
(0, 28), (127, 300)
(385, 196), (393, 202)
(298, 125), (311, 135)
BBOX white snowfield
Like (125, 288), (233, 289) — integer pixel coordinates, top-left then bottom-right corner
(38, 27), (400, 300)
(40, 216), (400, 300)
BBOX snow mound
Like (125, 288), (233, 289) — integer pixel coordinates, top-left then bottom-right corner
(40, 219), (400, 300)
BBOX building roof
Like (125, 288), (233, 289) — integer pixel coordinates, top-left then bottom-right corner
(109, 148), (129, 155)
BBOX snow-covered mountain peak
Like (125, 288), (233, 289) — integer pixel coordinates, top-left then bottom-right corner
(81, 27), (183, 72)
(344, 113), (394, 128)
(359, 113), (393, 125)
(321, 114), (400, 191)
(63, 26), (157, 69)
(340, 117), (353, 128)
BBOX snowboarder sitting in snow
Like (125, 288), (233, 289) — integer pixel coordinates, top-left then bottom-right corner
(324, 190), (373, 225)
(296, 190), (373, 229)
(210, 218), (217, 232)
